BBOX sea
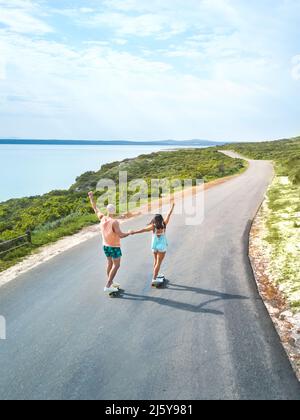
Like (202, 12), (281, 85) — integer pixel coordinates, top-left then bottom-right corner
(0, 144), (191, 202)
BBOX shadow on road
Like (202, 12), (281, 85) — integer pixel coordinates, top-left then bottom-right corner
(121, 282), (248, 315)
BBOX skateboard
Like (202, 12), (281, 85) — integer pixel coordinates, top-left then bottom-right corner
(152, 275), (166, 288)
(108, 284), (124, 298)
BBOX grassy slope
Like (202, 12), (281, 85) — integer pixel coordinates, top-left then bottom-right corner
(222, 136), (300, 185)
(0, 148), (246, 272)
(223, 137), (300, 308)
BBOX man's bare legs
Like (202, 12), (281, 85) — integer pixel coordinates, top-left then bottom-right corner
(107, 258), (113, 279)
(106, 258), (121, 288)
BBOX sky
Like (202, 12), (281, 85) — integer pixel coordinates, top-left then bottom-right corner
(0, 0), (300, 142)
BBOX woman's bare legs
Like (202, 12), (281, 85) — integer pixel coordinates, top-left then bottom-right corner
(153, 252), (166, 280)
(153, 252), (159, 272)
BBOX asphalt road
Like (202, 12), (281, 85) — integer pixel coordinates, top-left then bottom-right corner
(0, 153), (299, 400)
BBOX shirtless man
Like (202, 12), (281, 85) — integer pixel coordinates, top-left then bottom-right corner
(88, 192), (130, 294)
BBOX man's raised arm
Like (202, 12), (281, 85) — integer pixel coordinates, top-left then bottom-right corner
(88, 191), (104, 221)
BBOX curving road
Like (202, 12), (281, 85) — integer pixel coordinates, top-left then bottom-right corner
(0, 153), (299, 400)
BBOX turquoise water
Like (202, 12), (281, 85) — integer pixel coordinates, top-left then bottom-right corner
(0, 145), (175, 202)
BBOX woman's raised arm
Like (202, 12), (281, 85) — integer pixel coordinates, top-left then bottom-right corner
(164, 202), (175, 226)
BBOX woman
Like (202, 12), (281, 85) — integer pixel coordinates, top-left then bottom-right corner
(130, 202), (175, 285)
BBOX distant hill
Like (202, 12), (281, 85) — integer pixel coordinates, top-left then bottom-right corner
(0, 139), (223, 147)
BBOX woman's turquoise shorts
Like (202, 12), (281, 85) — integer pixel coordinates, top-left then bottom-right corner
(152, 234), (168, 253)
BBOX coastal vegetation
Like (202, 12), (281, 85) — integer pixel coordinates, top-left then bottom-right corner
(223, 136), (300, 309)
(223, 136), (300, 185)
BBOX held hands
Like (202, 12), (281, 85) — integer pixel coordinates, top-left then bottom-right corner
(123, 231), (135, 238)
(121, 231), (135, 239)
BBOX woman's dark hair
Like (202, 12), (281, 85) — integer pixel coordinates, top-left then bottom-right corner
(150, 214), (166, 232)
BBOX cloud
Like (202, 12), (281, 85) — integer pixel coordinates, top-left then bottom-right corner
(0, 9), (52, 34)
(0, 0), (36, 10)
(0, 0), (53, 34)
(113, 38), (128, 45)
(0, 0), (300, 141)
(291, 55), (300, 81)
(0, 57), (6, 80)
(166, 49), (203, 59)
(79, 0), (241, 40)
(79, 7), (94, 14)
(0, 38), (7, 80)
(103, 0), (238, 18)
(0, 25), (276, 141)
(83, 12), (187, 39)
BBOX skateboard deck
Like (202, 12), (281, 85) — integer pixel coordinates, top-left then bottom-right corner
(152, 275), (166, 288)
(108, 284), (124, 298)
